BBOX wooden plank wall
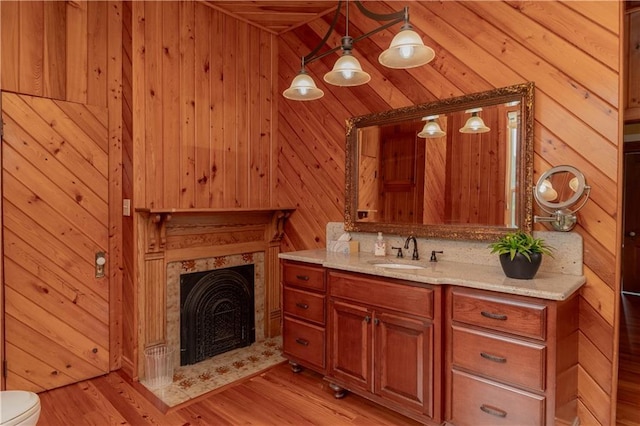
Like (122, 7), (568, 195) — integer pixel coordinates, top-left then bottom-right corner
(129, 1), (277, 210)
(276, 2), (621, 425)
(0, 0), (123, 372)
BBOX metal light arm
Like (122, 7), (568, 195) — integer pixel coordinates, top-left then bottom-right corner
(302, 0), (409, 67)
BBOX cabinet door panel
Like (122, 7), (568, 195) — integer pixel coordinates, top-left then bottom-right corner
(375, 311), (434, 418)
(329, 300), (372, 392)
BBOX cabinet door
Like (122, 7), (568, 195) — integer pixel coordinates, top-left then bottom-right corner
(329, 300), (372, 392)
(375, 311), (434, 418)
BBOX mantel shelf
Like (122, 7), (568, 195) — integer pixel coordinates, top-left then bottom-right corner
(135, 207), (296, 252)
(135, 207), (296, 215)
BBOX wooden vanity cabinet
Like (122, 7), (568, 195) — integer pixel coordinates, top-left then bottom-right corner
(281, 261), (327, 374)
(327, 270), (442, 425)
(445, 287), (579, 426)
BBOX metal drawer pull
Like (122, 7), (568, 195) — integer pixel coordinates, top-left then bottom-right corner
(295, 302), (309, 310)
(295, 338), (309, 346)
(481, 311), (508, 321)
(295, 275), (310, 281)
(480, 352), (507, 363)
(480, 404), (507, 418)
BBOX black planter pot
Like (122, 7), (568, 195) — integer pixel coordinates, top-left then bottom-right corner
(499, 252), (542, 280)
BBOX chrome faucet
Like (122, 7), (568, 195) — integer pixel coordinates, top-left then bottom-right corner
(404, 236), (419, 260)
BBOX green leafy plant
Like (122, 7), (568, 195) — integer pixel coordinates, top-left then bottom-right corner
(488, 230), (554, 261)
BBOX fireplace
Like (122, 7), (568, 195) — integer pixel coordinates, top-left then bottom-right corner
(130, 208), (293, 380)
(166, 252), (266, 369)
(180, 265), (255, 365)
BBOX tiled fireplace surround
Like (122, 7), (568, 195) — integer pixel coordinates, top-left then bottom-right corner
(166, 252), (266, 367)
(131, 208), (293, 380)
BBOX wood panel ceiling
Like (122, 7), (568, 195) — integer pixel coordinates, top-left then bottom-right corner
(205, 1), (338, 34)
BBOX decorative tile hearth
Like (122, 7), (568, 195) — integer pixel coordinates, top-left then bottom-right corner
(144, 337), (285, 407)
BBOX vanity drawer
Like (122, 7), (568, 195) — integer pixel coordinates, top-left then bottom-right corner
(451, 289), (547, 340)
(283, 317), (325, 370)
(451, 326), (546, 392)
(329, 271), (433, 319)
(450, 370), (545, 426)
(283, 262), (326, 292)
(283, 287), (325, 325)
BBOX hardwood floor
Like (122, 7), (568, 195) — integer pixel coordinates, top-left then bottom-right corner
(617, 293), (640, 426)
(38, 362), (421, 426)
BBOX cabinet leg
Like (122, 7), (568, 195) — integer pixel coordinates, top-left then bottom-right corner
(329, 383), (347, 399)
(289, 361), (303, 373)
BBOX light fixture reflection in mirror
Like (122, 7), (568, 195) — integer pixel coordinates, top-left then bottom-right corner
(534, 165), (591, 231)
(459, 108), (490, 134)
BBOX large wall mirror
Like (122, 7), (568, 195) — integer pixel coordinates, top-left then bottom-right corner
(345, 82), (534, 241)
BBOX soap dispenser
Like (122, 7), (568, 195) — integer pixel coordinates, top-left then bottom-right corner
(374, 232), (386, 256)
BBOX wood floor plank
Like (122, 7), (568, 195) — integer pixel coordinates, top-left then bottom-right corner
(37, 363), (420, 425)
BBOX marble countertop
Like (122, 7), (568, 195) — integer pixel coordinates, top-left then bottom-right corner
(279, 249), (586, 301)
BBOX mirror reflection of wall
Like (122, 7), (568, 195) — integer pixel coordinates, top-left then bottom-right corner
(356, 100), (521, 227)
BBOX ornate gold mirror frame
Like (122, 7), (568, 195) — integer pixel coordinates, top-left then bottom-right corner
(344, 82), (534, 241)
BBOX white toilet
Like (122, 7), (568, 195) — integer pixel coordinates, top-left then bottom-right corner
(0, 391), (41, 426)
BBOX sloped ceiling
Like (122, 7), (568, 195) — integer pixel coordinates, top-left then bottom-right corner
(205, 1), (339, 33)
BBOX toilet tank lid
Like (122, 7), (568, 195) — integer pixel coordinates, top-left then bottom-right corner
(1, 391), (40, 423)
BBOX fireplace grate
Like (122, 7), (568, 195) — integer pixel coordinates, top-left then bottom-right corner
(180, 264), (255, 366)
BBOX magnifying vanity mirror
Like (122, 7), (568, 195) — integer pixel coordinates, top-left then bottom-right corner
(534, 165), (591, 231)
(344, 82), (534, 241)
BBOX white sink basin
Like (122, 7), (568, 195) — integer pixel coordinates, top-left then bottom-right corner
(371, 263), (426, 270)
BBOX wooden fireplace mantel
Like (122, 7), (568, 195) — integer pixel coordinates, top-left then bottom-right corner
(128, 207), (294, 380)
(136, 207), (295, 253)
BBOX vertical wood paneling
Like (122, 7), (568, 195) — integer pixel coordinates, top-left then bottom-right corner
(129, 2), (276, 209)
(43, 1), (66, 100)
(19, 2), (44, 96)
(194, 4), (212, 205)
(1, 1), (20, 91)
(65, 1), (88, 103)
(180, 1), (196, 209)
(276, 2), (622, 424)
(162, 2), (181, 208)
(1, 0), (113, 108)
(87, 2), (107, 107)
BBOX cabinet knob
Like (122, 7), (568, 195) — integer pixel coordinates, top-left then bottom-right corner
(295, 302), (309, 310)
(373, 318), (380, 325)
(364, 316), (371, 323)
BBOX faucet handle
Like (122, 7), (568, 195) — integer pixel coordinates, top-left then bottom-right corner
(430, 250), (444, 262)
(391, 246), (404, 258)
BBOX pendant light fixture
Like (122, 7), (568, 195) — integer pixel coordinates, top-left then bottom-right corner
(418, 115), (445, 138)
(283, 0), (434, 101)
(459, 108), (490, 134)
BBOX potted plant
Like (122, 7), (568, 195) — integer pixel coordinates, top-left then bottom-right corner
(489, 231), (554, 279)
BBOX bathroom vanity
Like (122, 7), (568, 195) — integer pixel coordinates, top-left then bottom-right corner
(280, 250), (585, 426)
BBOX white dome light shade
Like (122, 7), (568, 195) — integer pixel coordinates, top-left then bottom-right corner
(459, 112), (490, 134)
(324, 54), (371, 86)
(283, 71), (324, 101)
(379, 28), (435, 69)
(418, 116), (445, 138)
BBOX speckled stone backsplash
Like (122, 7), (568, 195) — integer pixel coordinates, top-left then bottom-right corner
(327, 222), (583, 276)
